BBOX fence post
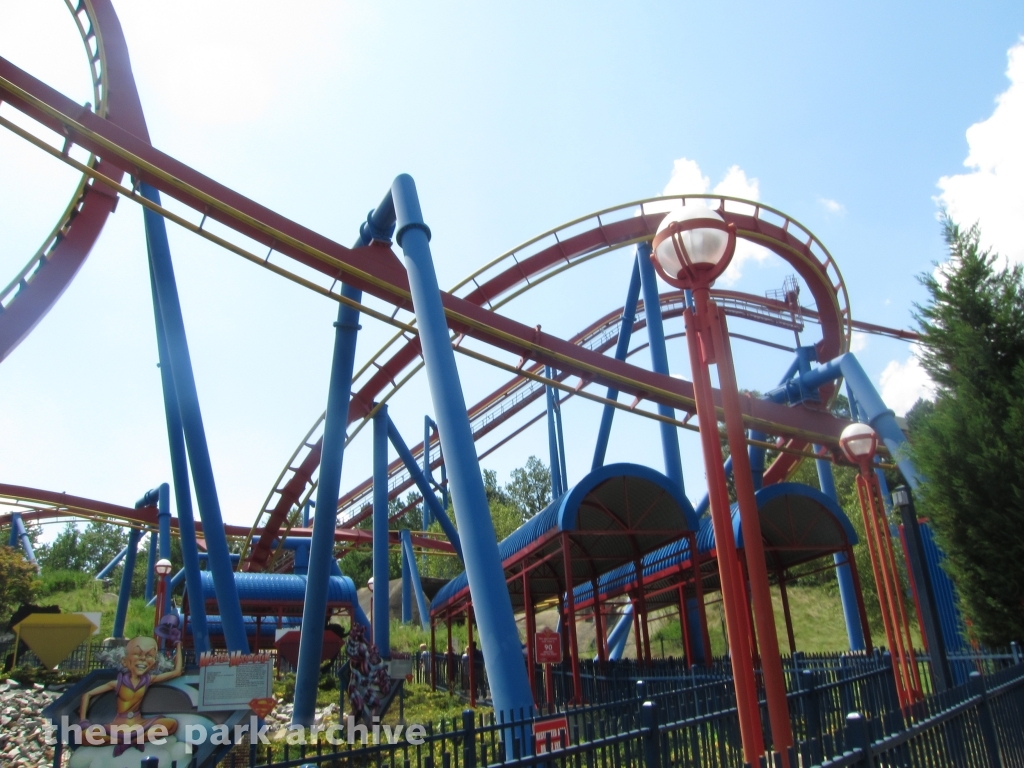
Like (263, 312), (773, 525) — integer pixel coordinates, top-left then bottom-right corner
(1012, 642), (1021, 667)
(641, 700), (660, 768)
(845, 712), (872, 768)
(802, 670), (822, 765)
(462, 709), (477, 768)
(970, 672), (1003, 768)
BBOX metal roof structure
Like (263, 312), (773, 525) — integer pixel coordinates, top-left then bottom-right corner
(431, 463), (697, 616)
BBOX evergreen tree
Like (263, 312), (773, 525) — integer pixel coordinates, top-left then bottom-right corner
(911, 218), (1024, 645)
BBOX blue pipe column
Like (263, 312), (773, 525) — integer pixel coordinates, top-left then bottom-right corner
(302, 500), (313, 528)
(551, 370), (569, 490)
(373, 405), (391, 658)
(392, 174), (534, 729)
(95, 545), (129, 580)
(606, 605), (634, 661)
(112, 527), (141, 638)
(402, 544), (412, 624)
(636, 244), (686, 494)
(815, 449), (866, 651)
(10, 514), (37, 566)
(592, 260), (643, 470)
(148, 235), (210, 650)
(545, 367), (564, 498)
(387, 416), (463, 560)
(400, 529), (430, 630)
(293, 198), (395, 727)
(145, 531), (157, 601)
(422, 417), (435, 531)
(142, 183), (242, 652)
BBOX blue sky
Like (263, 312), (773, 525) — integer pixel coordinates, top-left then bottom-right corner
(1, 1), (1022, 539)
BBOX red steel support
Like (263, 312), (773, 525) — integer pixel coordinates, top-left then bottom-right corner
(683, 306), (765, 761)
(561, 533), (582, 703)
(709, 296), (794, 761)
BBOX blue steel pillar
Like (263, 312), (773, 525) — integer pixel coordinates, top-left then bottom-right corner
(95, 545), (129, 580)
(815, 448), (865, 651)
(402, 544), (412, 624)
(606, 605), (634, 661)
(400, 529), (430, 630)
(292, 197), (395, 727)
(636, 244), (686, 494)
(373, 405), (391, 658)
(112, 527), (141, 638)
(592, 260), (643, 470)
(9, 514), (37, 566)
(145, 531), (157, 601)
(545, 367), (564, 498)
(392, 174), (534, 727)
(148, 230), (209, 650)
(142, 183), (243, 652)
(388, 417), (463, 560)
(422, 417), (435, 531)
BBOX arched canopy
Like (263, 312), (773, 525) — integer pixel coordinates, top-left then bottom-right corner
(575, 482), (857, 609)
(431, 463), (697, 616)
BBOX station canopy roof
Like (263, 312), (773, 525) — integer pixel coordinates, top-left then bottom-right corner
(573, 482), (858, 610)
(431, 463), (697, 616)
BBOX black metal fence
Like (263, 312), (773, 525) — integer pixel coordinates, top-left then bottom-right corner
(232, 650), (1024, 768)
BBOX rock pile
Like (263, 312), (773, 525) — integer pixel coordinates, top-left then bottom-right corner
(0, 678), (59, 767)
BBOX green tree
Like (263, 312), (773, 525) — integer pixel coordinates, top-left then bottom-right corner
(37, 520), (128, 575)
(0, 546), (39, 622)
(506, 456), (552, 519)
(910, 218), (1024, 645)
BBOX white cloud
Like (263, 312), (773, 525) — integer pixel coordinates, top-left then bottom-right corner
(653, 158), (768, 285)
(879, 345), (935, 416)
(849, 331), (868, 353)
(818, 197), (846, 215)
(937, 39), (1024, 266)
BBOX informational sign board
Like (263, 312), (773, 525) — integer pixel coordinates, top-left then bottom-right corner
(535, 628), (562, 664)
(387, 657), (413, 679)
(534, 715), (569, 754)
(198, 651), (273, 712)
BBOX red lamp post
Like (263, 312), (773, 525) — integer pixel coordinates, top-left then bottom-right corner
(153, 558), (173, 633)
(839, 423), (923, 709)
(652, 205), (794, 766)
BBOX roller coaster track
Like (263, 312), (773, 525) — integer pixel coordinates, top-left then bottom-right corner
(327, 290), (916, 536)
(246, 198), (855, 569)
(0, 483), (454, 553)
(1, 28), (864, 570)
(0, 0), (148, 361)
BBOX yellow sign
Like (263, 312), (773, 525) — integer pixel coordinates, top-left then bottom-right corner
(13, 613), (96, 669)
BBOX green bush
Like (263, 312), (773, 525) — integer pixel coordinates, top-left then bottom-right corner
(38, 569), (92, 596)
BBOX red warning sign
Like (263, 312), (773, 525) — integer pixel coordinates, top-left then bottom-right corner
(534, 715), (569, 754)
(535, 628), (562, 664)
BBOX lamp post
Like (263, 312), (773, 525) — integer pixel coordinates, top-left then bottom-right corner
(839, 424), (923, 708)
(153, 558), (173, 633)
(652, 205), (793, 765)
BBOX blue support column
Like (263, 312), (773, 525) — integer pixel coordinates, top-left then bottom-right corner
(545, 367), (564, 498)
(400, 529), (430, 630)
(302, 500), (313, 528)
(292, 197), (395, 727)
(96, 545), (129, 580)
(10, 514), (36, 566)
(112, 527), (141, 638)
(550, 369), (569, 490)
(636, 244), (686, 494)
(148, 229), (209, 650)
(145, 531), (157, 601)
(402, 543), (412, 624)
(606, 605), (634, 661)
(815, 448), (866, 651)
(592, 260), (642, 470)
(142, 182), (243, 652)
(387, 416), (463, 561)
(392, 174), (534, 728)
(373, 405), (391, 658)
(422, 417), (435, 531)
